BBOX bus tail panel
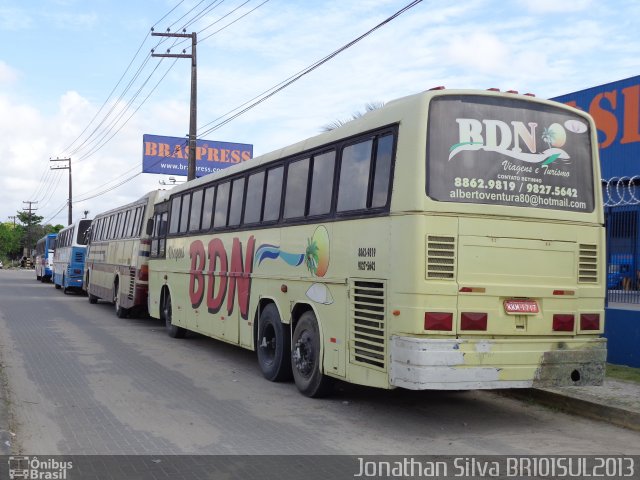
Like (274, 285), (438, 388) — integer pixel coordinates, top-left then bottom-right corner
(389, 336), (606, 390)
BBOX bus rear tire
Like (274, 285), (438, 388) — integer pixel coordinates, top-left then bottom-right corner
(292, 311), (334, 398)
(55, 282), (61, 290)
(163, 292), (186, 338)
(114, 280), (128, 318)
(256, 303), (292, 382)
(86, 274), (98, 304)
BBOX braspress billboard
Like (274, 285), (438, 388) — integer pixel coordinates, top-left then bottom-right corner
(143, 134), (253, 178)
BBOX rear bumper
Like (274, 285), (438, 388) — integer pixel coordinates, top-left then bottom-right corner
(389, 336), (606, 390)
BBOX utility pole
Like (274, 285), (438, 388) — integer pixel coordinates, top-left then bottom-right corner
(8, 215), (16, 226)
(50, 157), (72, 225)
(151, 28), (197, 181)
(22, 201), (38, 262)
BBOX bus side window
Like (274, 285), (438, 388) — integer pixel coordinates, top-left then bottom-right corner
(179, 193), (191, 233)
(371, 134), (394, 208)
(129, 208), (139, 237)
(189, 189), (204, 232)
(284, 158), (310, 219)
(120, 210), (130, 238)
(109, 214), (117, 239)
(159, 212), (168, 257)
(136, 207), (145, 237)
(337, 139), (373, 212)
(228, 177), (245, 227)
(123, 209), (133, 237)
(308, 150), (335, 216)
(115, 213), (124, 239)
(201, 186), (215, 231)
(169, 197), (181, 234)
(214, 182), (230, 228)
(263, 166), (283, 222)
(243, 171), (265, 225)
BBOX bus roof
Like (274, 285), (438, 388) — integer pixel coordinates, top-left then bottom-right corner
(163, 88), (592, 199)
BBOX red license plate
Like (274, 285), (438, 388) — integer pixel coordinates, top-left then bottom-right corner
(504, 299), (539, 314)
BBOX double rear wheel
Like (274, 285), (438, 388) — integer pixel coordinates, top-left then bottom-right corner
(256, 305), (333, 397)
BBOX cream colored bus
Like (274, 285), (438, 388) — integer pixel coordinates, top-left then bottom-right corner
(147, 88), (606, 397)
(84, 191), (160, 318)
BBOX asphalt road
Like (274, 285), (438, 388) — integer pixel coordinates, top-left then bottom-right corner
(0, 268), (638, 455)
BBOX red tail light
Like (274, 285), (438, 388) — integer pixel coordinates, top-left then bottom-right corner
(553, 314), (574, 331)
(580, 313), (600, 330)
(73, 269), (82, 274)
(424, 312), (453, 331)
(460, 312), (487, 331)
(138, 265), (149, 281)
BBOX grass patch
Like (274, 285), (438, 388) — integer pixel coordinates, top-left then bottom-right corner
(606, 363), (640, 384)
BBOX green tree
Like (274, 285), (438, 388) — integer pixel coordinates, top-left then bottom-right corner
(16, 210), (44, 256)
(0, 222), (23, 261)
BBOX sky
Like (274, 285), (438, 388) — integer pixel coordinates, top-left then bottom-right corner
(0, 0), (638, 227)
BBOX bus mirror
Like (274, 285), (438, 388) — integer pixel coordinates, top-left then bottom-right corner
(146, 218), (154, 236)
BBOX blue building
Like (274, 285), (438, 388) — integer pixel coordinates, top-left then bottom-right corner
(552, 75), (640, 367)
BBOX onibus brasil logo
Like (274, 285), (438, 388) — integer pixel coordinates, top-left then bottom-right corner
(448, 118), (588, 167)
(8, 456), (73, 479)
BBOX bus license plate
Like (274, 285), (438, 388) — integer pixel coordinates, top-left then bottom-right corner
(503, 299), (539, 315)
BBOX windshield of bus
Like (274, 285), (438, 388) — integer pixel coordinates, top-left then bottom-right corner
(426, 95), (595, 213)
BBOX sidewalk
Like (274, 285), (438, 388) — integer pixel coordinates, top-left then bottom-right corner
(502, 378), (640, 432)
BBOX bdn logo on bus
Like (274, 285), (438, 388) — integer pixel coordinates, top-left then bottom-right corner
(188, 236), (256, 320)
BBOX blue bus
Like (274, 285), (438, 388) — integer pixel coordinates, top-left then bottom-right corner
(52, 220), (92, 293)
(35, 233), (57, 282)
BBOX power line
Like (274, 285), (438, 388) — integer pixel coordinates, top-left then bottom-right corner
(52, 0), (422, 206)
(33, 1), (192, 211)
(198, 0), (422, 138)
(199, 0), (268, 43)
(77, 59), (179, 163)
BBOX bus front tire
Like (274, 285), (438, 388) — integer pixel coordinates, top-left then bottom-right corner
(163, 293), (186, 338)
(292, 311), (334, 398)
(256, 304), (292, 382)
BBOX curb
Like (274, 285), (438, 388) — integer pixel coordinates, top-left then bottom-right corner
(0, 360), (13, 454)
(498, 388), (640, 432)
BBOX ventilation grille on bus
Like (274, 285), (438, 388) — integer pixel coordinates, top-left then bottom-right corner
(578, 244), (598, 283)
(426, 236), (456, 279)
(75, 251), (84, 263)
(128, 267), (136, 300)
(350, 280), (386, 371)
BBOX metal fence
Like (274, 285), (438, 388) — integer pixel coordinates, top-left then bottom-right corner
(604, 177), (640, 304)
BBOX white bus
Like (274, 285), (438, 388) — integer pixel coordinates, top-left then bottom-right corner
(147, 88), (606, 397)
(52, 219), (92, 293)
(84, 191), (160, 317)
(34, 233), (57, 282)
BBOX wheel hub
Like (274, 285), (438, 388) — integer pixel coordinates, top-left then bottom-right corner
(293, 333), (313, 377)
